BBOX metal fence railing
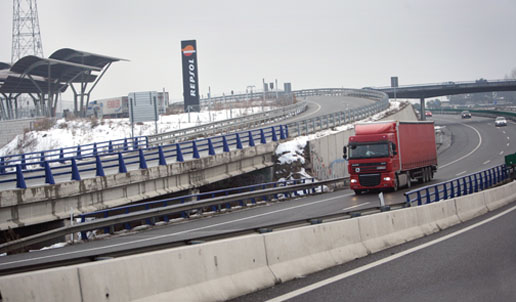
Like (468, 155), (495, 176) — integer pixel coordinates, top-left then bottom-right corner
(0, 177), (347, 253)
(404, 165), (510, 206)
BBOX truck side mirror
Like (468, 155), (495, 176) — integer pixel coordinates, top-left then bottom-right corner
(343, 146), (348, 159)
(392, 143), (397, 156)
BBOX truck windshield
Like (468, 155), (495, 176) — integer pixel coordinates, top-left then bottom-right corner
(349, 143), (389, 159)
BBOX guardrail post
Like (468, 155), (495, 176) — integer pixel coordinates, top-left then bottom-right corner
(416, 191), (422, 205)
(176, 144), (184, 162)
(434, 185), (440, 202)
(192, 141), (200, 158)
(80, 216), (87, 240)
(21, 154), (27, 169)
(133, 138), (138, 150)
(248, 131), (255, 147)
(95, 155), (105, 177)
(479, 172), (484, 190)
(123, 138), (128, 151)
(58, 149), (64, 164)
(207, 138), (215, 156)
(145, 136), (149, 149)
(425, 188), (431, 204)
(93, 143), (98, 156)
(71, 157), (81, 180)
(139, 149), (148, 169)
(39, 152), (45, 167)
(462, 178), (468, 195)
(443, 182), (449, 200)
(405, 193), (411, 206)
(468, 175), (473, 194)
(271, 127), (278, 141)
(118, 152), (127, 173)
(158, 146), (167, 165)
(285, 125), (289, 138)
(222, 136), (230, 152)
(260, 129), (266, 144)
(76, 145), (82, 159)
(16, 164), (26, 189)
(0, 157), (5, 174)
(108, 141), (114, 153)
(236, 133), (243, 149)
(44, 161), (55, 185)
(487, 170), (492, 187)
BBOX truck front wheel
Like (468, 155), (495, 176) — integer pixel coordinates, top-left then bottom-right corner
(354, 189), (364, 195)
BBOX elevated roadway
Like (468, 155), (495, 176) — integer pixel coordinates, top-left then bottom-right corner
(1, 114), (514, 277)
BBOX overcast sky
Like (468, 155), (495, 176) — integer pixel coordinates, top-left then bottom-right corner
(1, 0), (515, 102)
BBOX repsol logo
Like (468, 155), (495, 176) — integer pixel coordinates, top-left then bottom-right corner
(188, 59), (196, 97)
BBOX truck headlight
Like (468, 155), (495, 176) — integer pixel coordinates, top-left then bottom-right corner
(383, 177), (391, 181)
(351, 179), (358, 183)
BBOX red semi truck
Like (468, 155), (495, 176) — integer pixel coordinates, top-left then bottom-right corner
(343, 121), (437, 194)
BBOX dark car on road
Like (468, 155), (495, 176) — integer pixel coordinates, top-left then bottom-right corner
(461, 111), (472, 119)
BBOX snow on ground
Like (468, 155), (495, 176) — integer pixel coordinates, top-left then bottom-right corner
(0, 106), (273, 157)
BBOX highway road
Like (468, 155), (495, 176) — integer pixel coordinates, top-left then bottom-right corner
(229, 114), (516, 302)
(0, 95), (373, 190)
(0, 113), (514, 281)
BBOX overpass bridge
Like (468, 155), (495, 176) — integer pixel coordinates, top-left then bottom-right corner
(372, 79), (516, 119)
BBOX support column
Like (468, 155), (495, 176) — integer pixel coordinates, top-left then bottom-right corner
(420, 97), (426, 121)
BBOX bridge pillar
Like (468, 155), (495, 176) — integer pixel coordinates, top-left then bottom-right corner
(420, 97), (426, 121)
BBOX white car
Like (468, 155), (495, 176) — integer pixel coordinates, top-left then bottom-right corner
(495, 117), (507, 127)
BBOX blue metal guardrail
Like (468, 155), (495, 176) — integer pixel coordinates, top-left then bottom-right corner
(404, 165), (509, 206)
(0, 136), (146, 173)
(1, 125), (289, 188)
(76, 177), (320, 239)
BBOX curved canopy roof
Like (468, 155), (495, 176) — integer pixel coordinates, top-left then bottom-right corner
(10, 55), (101, 83)
(50, 48), (126, 68)
(0, 48), (125, 97)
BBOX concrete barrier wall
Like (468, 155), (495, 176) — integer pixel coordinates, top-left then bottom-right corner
(264, 219), (367, 282)
(0, 183), (514, 301)
(454, 193), (488, 222)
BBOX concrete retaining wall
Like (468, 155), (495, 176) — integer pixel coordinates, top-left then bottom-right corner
(1, 181), (514, 302)
(0, 118), (42, 148)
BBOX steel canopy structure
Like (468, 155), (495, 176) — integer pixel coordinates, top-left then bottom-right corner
(0, 48), (126, 120)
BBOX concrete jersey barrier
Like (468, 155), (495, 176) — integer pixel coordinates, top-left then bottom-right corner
(0, 181), (514, 301)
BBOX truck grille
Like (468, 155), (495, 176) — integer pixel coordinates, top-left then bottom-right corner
(359, 174), (381, 187)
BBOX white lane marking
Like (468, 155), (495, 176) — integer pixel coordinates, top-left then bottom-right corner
(342, 202), (370, 212)
(508, 143), (511, 147)
(265, 204), (516, 302)
(0, 193), (355, 267)
(456, 171), (467, 176)
(503, 131), (506, 134)
(500, 151), (504, 155)
(507, 137), (510, 140)
(440, 122), (482, 169)
(483, 160), (490, 165)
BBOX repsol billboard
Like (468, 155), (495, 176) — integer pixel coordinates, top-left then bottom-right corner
(181, 40), (200, 112)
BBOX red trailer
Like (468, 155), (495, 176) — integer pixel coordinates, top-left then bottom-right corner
(344, 121), (437, 194)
